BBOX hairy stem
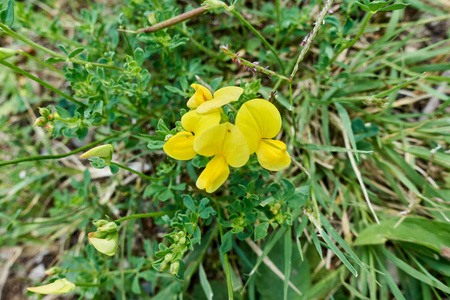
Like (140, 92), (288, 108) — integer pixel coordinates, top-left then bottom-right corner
(229, 8), (285, 73)
(290, 0), (334, 80)
(136, 5), (209, 34)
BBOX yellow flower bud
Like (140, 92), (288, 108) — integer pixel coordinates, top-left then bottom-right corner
(170, 261), (180, 276)
(27, 278), (75, 295)
(88, 231), (119, 256)
(80, 144), (114, 161)
(44, 267), (63, 276)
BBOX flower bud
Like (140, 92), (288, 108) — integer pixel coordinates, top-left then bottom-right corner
(178, 237), (186, 246)
(27, 278), (75, 295)
(39, 107), (51, 117)
(33, 116), (47, 127)
(148, 12), (157, 25)
(48, 114), (55, 121)
(97, 221), (118, 233)
(88, 231), (119, 256)
(92, 219), (109, 227)
(164, 253), (174, 262)
(170, 261), (180, 276)
(160, 261), (169, 272)
(80, 144), (114, 161)
(0, 47), (18, 60)
(44, 267), (63, 276)
(45, 122), (55, 133)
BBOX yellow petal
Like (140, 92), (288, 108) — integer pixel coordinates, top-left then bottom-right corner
(187, 84), (212, 109)
(88, 231), (119, 256)
(163, 131), (197, 161)
(181, 110), (221, 135)
(213, 86), (243, 100)
(80, 144), (114, 159)
(194, 123), (249, 167)
(196, 155), (230, 193)
(235, 99), (282, 153)
(196, 86), (243, 114)
(27, 279), (75, 295)
(256, 139), (291, 171)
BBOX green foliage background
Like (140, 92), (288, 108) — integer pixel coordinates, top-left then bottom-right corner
(0, 0), (449, 299)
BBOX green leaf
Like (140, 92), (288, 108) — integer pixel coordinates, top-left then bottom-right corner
(147, 140), (165, 150)
(192, 155), (209, 168)
(183, 195), (196, 212)
(199, 264), (213, 300)
(131, 274), (141, 294)
(45, 57), (67, 64)
(303, 143), (373, 153)
(54, 106), (72, 119)
(280, 178), (295, 197)
(109, 164), (119, 174)
(254, 222), (269, 240)
(220, 230), (233, 253)
(320, 228), (358, 277)
(134, 47), (145, 67)
(378, 3), (409, 11)
(354, 217), (450, 254)
(1, 0), (14, 27)
(89, 158), (107, 169)
(68, 47), (85, 58)
(283, 227), (292, 300)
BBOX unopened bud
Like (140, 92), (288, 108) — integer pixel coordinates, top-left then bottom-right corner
(92, 219), (109, 227)
(80, 144), (114, 161)
(27, 278), (75, 295)
(0, 47), (18, 60)
(88, 231), (119, 256)
(160, 261), (169, 272)
(45, 122), (55, 133)
(178, 237), (186, 246)
(170, 261), (180, 276)
(148, 12), (157, 25)
(44, 267), (63, 276)
(39, 107), (51, 117)
(97, 221), (118, 233)
(33, 117), (47, 127)
(164, 253), (174, 262)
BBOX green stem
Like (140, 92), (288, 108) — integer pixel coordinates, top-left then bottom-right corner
(0, 131), (124, 167)
(18, 50), (64, 76)
(116, 210), (176, 223)
(216, 202), (233, 300)
(229, 8), (285, 73)
(330, 11), (374, 65)
(109, 161), (163, 181)
(290, 0), (334, 80)
(220, 46), (289, 81)
(0, 23), (124, 71)
(0, 60), (86, 107)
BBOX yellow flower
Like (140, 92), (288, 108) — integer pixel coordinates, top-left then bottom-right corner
(163, 110), (220, 160)
(187, 84), (213, 109)
(236, 99), (291, 171)
(193, 122), (249, 193)
(27, 278), (75, 295)
(186, 83), (244, 114)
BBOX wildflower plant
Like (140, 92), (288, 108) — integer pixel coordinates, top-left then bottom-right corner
(1, 0), (449, 299)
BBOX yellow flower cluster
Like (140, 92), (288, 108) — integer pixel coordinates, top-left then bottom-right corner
(164, 84), (291, 193)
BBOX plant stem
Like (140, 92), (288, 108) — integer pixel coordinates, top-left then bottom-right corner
(330, 11), (374, 64)
(17, 50), (64, 76)
(117, 210), (176, 223)
(109, 161), (163, 181)
(0, 23), (124, 71)
(136, 5), (210, 34)
(216, 202), (234, 300)
(0, 131), (124, 167)
(229, 8), (285, 73)
(290, 0), (334, 80)
(0, 59), (86, 107)
(220, 46), (289, 81)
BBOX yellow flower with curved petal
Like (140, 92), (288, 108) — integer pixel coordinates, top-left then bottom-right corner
(27, 278), (76, 295)
(196, 86), (244, 115)
(163, 110), (221, 161)
(187, 84), (213, 109)
(236, 99), (291, 171)
(194, 122), (249, 193)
